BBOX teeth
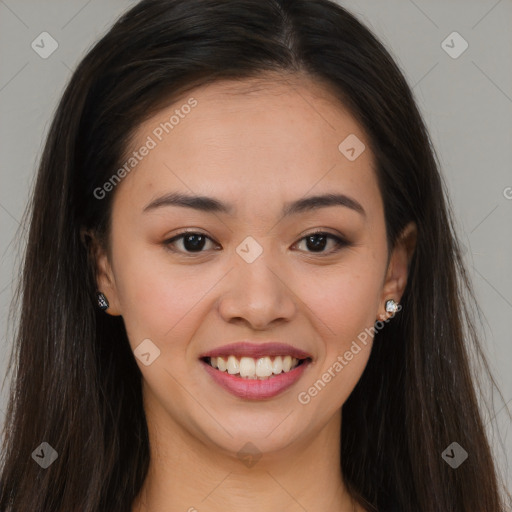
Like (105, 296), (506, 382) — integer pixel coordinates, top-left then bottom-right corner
(239, 357), (256, 377)
(217, 356), (226, 372)
(256, 356), (273, 377)
(227, 355), (239, 375)
(208, 355), (302, 379)
(272, 356), (283, 375)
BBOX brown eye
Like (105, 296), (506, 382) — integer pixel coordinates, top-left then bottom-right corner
(294, 231), (349, 254)
(164, 232), (218, 253)
(163, 230), (349, 256)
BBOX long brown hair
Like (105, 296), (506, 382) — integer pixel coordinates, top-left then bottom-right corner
(1, 1), (510, 511)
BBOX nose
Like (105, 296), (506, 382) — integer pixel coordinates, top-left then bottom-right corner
(217, 255), (297, 330)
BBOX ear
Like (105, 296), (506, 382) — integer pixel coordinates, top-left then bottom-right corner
(80, 227), (122, 316)
(377, 221), (417, 321)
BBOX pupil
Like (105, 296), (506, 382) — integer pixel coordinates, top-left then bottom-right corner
(306, 234), (327, 252)
(184, 234), (206, 252)
(181, 234), (328, 252)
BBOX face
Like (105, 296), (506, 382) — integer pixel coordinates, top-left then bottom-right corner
(94, 75), (415, 457)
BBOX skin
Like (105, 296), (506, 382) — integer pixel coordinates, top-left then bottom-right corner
(93, 73), (417, 512)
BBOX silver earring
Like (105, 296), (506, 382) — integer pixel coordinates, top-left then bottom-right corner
(385, 299), (399, 315)
(96, 291), (109, 311)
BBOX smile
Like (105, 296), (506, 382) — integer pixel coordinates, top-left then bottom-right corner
(200, 355), (312, 400)
(206, 355), (305, 379)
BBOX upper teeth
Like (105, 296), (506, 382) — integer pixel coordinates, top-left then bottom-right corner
(209, 355), (300, 379)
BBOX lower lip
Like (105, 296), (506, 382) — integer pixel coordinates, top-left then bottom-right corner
(201, 359), (310, 400)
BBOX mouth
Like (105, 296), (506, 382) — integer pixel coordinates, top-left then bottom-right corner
(199, 342), (313, 400)
(199, 341), (313, 399)
(201, 355), (312, 380)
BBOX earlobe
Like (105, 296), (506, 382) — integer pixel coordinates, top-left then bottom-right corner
(377, 221), (417, 320)
(95, 246), (122, 316)
(81, 227), (122, 316)
(96, 291), (110, 311)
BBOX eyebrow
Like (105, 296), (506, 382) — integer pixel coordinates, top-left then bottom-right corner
(143, 191), (366, 218)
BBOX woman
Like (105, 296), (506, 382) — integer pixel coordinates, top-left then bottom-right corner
(0, 0), (509, 511)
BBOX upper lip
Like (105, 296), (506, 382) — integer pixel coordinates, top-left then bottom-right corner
(200, 342), (312, 360)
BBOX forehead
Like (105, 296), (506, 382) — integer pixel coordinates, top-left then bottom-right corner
(114, 74), (381, 221)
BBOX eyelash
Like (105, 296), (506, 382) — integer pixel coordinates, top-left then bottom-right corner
(163, 229), (350, 256)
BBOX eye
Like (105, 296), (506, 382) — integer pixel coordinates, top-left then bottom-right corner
(164, 231), (219, 254)
(163, 230), (349, 255)
(293, 230), (349, 255)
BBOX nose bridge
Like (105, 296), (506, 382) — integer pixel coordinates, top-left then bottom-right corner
(217, 237), (296, 329)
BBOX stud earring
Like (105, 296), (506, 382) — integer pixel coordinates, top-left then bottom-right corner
(96, 291), (109, 311)
(385, 299), (399, 315)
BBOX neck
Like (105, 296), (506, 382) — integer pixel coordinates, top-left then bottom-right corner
(132, 396), (362, 512)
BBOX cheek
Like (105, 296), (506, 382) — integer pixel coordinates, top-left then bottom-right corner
(112, 240), (216, 349)
(303, 261), (383, 348)
(295, 255), (383, 405)
(296, 275), (377, 412)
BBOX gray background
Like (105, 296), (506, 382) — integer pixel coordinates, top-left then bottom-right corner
(1, 0), (511, 493)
